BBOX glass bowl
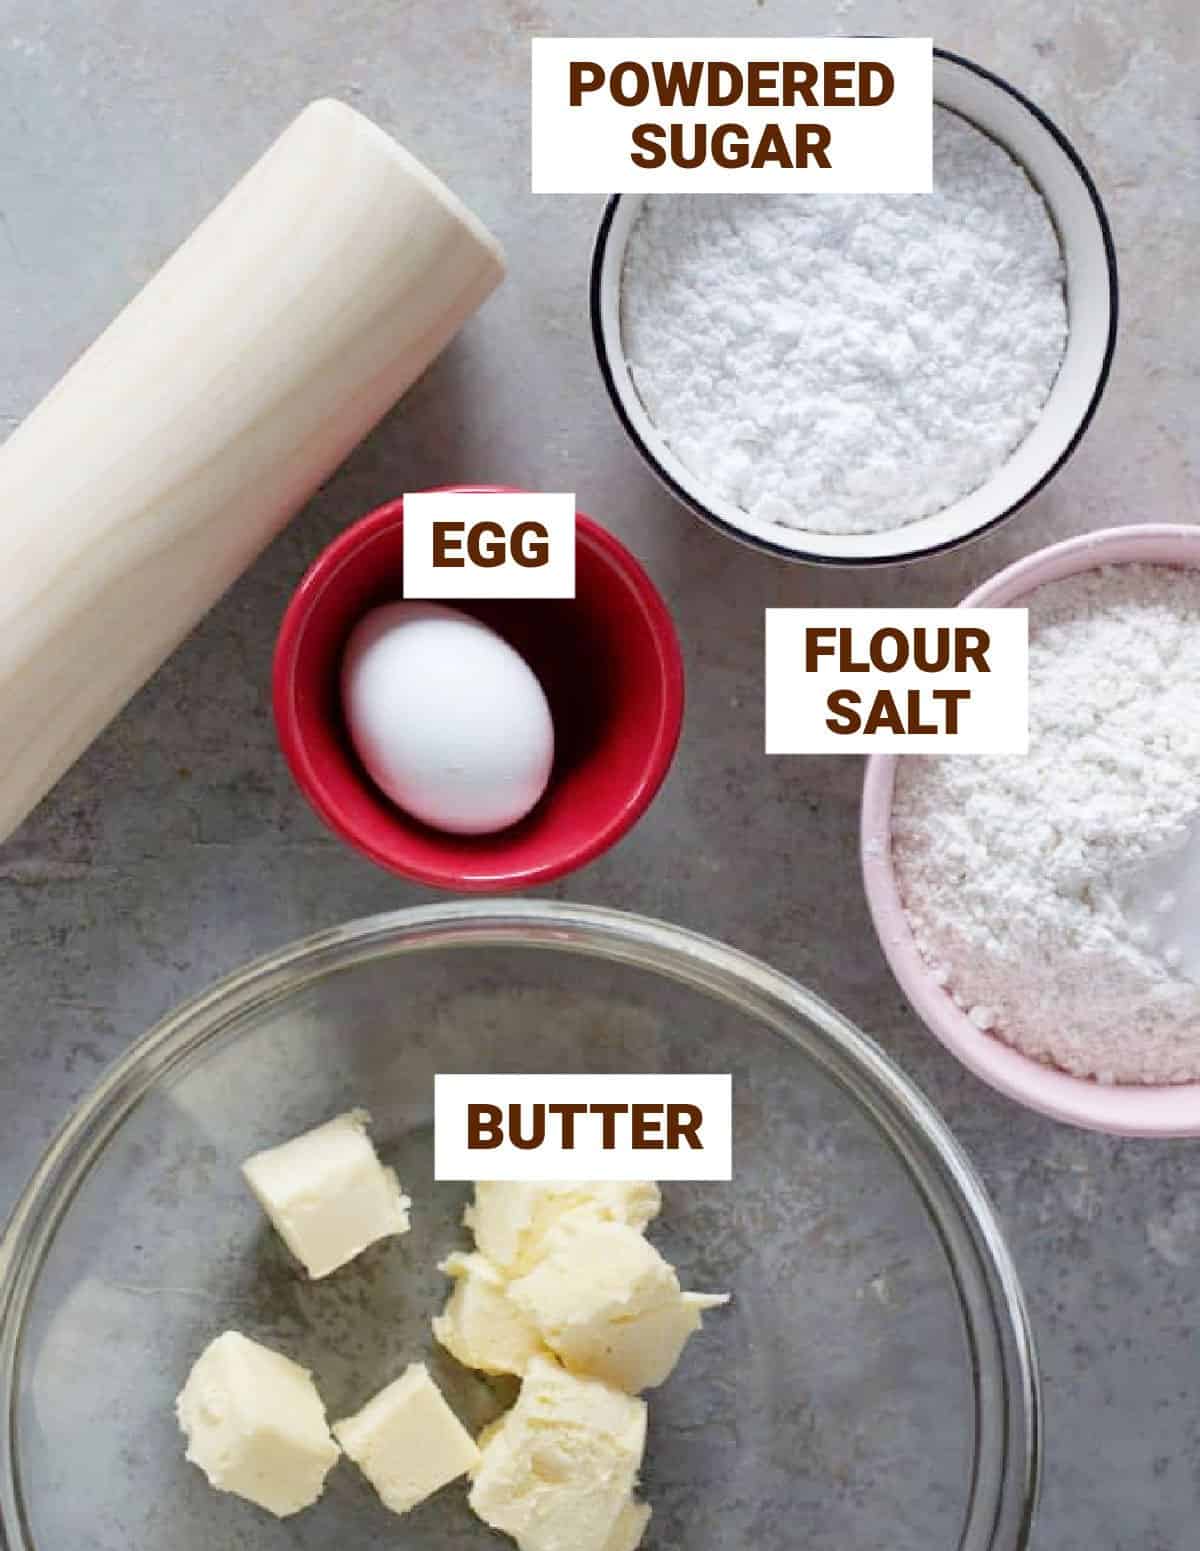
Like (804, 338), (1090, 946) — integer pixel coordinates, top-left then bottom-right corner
(0, 901), (1038, 1550)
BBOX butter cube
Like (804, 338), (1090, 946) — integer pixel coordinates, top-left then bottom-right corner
(464, 1181), (661, 1276)
(175, 1330), (339, 1518)
(509, 1215), (727, 1393)
(433, 1250), (547, 1375)
(333, 1362), (479, 1516)
(469, 1355), (648, 1551)
(605, 1498), (653, 1551)
(242, 1108), (410, 1278)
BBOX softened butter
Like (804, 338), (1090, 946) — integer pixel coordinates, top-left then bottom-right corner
(242, 1108), (410, 1279)
(508, 1213), (727, 1392)
(463, 1180), (661, 1276)
(469, 1354), (650, 1551)
(432, 1250), (547, 1375)
(333, 1362), (479, 1515)
(175, 1330), (339, 1517)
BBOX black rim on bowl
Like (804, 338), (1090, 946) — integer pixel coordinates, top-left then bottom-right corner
(589, 47), (1119, 568)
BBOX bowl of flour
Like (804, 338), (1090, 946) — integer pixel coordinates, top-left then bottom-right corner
(591, 49), (1117, 565)
(863, 526), (1200, 1137)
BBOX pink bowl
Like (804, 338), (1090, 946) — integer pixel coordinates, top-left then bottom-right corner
(863, 524), (1200, 1137)
(274, 488), (684, 892)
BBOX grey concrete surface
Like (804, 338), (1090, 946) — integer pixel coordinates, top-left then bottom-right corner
(0, 1), (1197, 1546)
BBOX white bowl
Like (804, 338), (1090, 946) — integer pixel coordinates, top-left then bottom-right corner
(590, 48), (1118, 567)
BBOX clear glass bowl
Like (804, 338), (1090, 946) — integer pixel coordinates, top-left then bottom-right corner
(0, 901), (1038, 1550)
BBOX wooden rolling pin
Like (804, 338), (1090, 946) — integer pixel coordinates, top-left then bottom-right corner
(0, 98), (504, 842)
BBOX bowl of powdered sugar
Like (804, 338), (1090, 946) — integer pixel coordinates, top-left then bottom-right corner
(864, 526), (1200, 1136)
(592, 49), (1117, 565)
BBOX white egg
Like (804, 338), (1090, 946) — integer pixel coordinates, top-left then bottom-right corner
(341, 602), (555, 836)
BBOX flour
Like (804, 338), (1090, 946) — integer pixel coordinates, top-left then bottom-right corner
(892, 565), (1200, 1085)
(620, 107), (1068, 535)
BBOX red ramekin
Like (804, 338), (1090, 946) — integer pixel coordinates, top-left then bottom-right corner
(273, 487), (684, 891)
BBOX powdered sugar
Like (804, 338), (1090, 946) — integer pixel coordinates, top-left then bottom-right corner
(892, 564), (1200, 1085)
(620, 107), (1067, 535)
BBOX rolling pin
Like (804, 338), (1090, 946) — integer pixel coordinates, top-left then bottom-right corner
(0, 98), (504, 842)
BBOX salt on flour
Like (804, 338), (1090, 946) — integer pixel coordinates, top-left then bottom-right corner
(892, 565), (1200, 1086)
(620, 107), (1068, 536)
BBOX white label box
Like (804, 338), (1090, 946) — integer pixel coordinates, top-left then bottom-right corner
(403, 491), (576, 599)
(434, 1073), (732, 1181)
(765, 608), (1029, 754)
(531, 37), (932, 193)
